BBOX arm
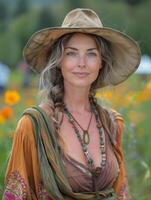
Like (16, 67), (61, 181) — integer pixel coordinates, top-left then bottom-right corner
(3, 116), (50, 200)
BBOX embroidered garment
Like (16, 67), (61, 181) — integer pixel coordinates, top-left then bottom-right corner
(3, 171), (27, 200)
(3, 105), (130, 200)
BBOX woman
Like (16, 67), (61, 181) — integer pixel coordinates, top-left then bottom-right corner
(3, 8), (141, 200)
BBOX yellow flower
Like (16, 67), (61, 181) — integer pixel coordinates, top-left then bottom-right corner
(4, 90), (21, 105)
(96, 91), (113, 101)
(146, 81), (151, 90)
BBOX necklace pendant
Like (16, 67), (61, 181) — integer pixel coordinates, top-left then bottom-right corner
(83, 131), (90, 145)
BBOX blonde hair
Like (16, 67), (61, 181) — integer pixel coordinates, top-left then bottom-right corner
(39, 32), (114, 152)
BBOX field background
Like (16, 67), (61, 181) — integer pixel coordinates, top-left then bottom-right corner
(0, 0), (151, 199)
(0, 71), (151, 199)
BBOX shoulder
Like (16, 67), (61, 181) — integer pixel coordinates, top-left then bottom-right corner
(104, 107), (124, 130)
(17, 114), (33, 127)
(14, 104), (53, 144)
(39, 103), (53, 119)
(97, 103), (124, 124)
(13, 114), (35, 146)
(107, 108), (124, 126)
(22, 103), (53, 121)
(106, 108), (125, 146)
(16, 115), (33, 134)
(97, 104), (125, 144)
(15, 105), (50, 140)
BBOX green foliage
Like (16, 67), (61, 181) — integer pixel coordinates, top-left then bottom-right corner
(0, 32), (20, 66)
(37, 7), (56, 29)
(0, 1), (8, 20)
(0, 10), (40, 66)
(13, 0), (30, 17)
(0, 0), (151, 67)
(0, 0), (9, 32)
(125, 0), (144, 5)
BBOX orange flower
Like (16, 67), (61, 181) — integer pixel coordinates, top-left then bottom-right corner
(4, 90), (21, 105)
(136, 89), (151, 104)
(0, 106), (13, 119)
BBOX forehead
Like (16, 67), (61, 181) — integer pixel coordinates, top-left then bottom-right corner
(65, 33), (98, 48)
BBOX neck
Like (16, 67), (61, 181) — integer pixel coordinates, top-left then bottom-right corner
(63, 86), (91, 114)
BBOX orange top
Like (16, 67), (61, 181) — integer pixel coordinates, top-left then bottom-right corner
(3, 106), (131, 200)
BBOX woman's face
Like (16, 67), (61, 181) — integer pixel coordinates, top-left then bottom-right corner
(60, 33), (102, 90)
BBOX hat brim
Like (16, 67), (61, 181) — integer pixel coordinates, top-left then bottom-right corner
(23, 27), (141, 87)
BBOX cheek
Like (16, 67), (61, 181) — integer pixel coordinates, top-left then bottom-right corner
(88, 56), (101, 66)
(89, 61), (101, 80)
(60, 60), (73, 79)
(89, 60), (101, 73)
(60, 58), (77, 72)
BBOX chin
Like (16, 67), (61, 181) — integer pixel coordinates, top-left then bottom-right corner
(71, 80), (92, 88)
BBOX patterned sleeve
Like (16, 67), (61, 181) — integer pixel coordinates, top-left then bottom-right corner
(3, 116), (52, 200)
(110, 110), (132, 200)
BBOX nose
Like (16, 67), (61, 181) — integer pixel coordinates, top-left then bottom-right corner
(78, 55), (86, 68)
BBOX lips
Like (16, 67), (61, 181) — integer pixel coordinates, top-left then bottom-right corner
(72, 72), (89, 78)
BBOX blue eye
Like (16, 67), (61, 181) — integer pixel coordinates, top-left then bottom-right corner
(87, 52), (97, 56)
(66, 51), (77, 56)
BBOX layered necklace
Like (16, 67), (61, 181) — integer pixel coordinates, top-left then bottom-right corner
(64, 101), (107, 176)
(64, 107), (93, 145)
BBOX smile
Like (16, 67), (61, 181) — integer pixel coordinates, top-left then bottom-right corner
(72, 72), (89, 78)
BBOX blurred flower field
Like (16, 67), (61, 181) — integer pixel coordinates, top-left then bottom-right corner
(0, 71), (151, 199)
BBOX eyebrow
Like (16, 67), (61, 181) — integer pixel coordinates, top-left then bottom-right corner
(65, 47), (98, 51)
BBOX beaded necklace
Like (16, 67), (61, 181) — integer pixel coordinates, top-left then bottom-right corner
(64, 101), (107, 177)
(65, 108), (93, 145)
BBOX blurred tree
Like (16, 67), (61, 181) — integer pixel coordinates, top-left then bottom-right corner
(0, 9), (40, 67)
(37, 7), (56, 29)
(0, 0), (8, 20)
(64, 0), (84, 10)
(13, 0), (30, 17)
(0, 32), (20, 66)
(0, 0), (151, 67)
(125, 0), (144, 5)
(109, 0), (146, 4)
(0, 0), (8, 31)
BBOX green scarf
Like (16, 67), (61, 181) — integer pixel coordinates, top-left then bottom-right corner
(23, 106), (115, 200)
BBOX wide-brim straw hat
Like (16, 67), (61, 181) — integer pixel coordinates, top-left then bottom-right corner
(23, 8), (141, 87)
